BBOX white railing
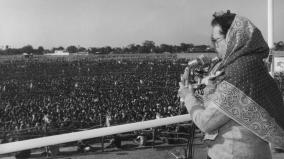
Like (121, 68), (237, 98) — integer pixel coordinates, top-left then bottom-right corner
(0, 114), (191, 154)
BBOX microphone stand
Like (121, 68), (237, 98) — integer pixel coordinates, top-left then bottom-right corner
(182, 63), (214, 159)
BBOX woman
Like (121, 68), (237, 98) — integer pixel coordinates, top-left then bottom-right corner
(178, 11), (284, 159)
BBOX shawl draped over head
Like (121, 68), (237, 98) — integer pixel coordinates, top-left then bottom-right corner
(207, 15), (284, 148)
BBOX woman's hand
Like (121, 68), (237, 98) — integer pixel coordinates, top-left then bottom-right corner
(178, 67), (194, 101)
(201, 75), (216, 86)
(178, 82), (194, 101)
(178, 67), (203, 115)
(201, 70), (224, 86)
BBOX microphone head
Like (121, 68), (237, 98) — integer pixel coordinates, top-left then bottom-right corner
(187, 59), (198, 66)
(198, 55), (211, 65)
(211, 56), (222, 63)
(187, 55), (210, 68)
(187, 55), (219, 68)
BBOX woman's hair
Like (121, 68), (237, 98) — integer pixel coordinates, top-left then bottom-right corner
(211, 10), (236, 37)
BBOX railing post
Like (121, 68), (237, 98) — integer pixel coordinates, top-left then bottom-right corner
(100, 114), (104, 152)
(152, 128), (156, 148)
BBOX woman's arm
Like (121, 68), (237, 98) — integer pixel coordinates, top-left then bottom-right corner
(184, 94), (230, 133)
(178, 67), (230, 133)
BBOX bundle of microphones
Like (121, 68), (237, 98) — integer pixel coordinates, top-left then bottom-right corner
(184, 55), (222, 94)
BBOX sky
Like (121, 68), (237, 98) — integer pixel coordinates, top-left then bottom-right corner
(0, 0), (283, 49)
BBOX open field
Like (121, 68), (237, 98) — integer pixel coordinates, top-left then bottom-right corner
(0, 52), (217, 63)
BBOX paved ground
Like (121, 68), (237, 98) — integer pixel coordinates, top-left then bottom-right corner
(1, 137), (284, 159)
(55, 146), (284, 159)
(1, 143), (284, 159)
(0, 145), (207, 159)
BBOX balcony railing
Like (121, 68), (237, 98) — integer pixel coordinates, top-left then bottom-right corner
(0, 114), (192, 155)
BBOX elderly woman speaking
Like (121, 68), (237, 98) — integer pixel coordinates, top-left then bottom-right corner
(178, 11), (284, 159)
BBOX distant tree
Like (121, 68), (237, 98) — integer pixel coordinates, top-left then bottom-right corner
(51, 46), (64, 52)
(21, 45), (34, 53)
(113, 47), (123, 54)
(160, 44), (173, 53)
(51, 48), (56, 53)
(153, 46), (162, 53)
(101, 46), (112, 54)
(142, 40), (155, 53)
(37, 46), (44, 55)
(127, 44), (138, 53)
(180, 43), (194, 52)
(57, 46), (64, 50)
(78, 47), (86, 52)
(138, 46), (147, 53)
(44, 49), (52, 53)
(4, 48), (21, 55)
(173, 45), (182, 53)
(135, 45), (142, 53)
(122, 47), (130, 54)
(191, 45), (210, 52)
(89, 47), (98, 54)
(66, 45), (78, 53)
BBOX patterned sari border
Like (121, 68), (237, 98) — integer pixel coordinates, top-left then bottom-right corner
(207, 81), (284, 148)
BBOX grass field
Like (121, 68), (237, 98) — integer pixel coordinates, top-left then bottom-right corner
(0, 52), (217, 63)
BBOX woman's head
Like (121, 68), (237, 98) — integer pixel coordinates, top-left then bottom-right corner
(211, 10), (236, 37)
(213, 13), (269, 69)
(211, 10), (236, 58)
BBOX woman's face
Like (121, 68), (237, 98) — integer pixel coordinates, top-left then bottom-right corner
(212, 25), (227, 58)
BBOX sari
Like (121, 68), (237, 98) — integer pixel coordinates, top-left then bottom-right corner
(206, 15), (284, 148)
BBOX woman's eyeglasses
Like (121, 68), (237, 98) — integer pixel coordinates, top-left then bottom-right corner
(211, 36), (225, 48)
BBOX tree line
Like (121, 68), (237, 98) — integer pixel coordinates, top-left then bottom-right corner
(0, 41), (215, 55)
(1, 40), (283, 55)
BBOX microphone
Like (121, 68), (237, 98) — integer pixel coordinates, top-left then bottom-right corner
(211, 56), (222, 65)
(184, 55), (221, 86)
(211, 56), (222, 64)
(187, 55), (212, 68)
(208, 56), (222, 72)
(188, 55), (221, 69)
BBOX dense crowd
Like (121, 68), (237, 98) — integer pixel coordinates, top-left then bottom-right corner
(0, 56), (190, 141)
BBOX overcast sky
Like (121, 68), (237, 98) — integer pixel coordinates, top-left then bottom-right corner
(0, 0), (283, 49)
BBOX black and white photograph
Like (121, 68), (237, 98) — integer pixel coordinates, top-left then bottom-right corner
(0, 0), (284, 158)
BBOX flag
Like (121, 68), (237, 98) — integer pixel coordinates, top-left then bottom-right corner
(106, 114), (111, 127)
(32, 114), (35, 121)
(43, 114), (50, 124)
(29, 82), (33, 89)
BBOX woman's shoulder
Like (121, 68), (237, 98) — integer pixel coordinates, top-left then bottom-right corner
(225, 56), (265, 79)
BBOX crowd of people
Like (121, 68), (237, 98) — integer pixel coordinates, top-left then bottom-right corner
(0, 56), (190, 142)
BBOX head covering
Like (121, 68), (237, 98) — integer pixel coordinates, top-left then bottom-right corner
(207, 15), (284, 148)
